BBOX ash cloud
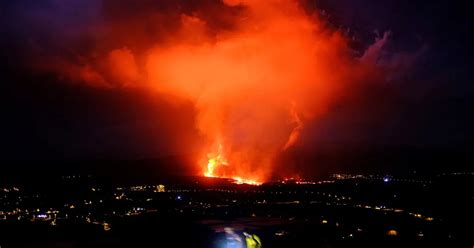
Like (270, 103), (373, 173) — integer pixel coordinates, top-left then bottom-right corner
(2, 0), (440, 179)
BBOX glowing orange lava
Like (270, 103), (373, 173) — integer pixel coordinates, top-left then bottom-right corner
(231, 177), (261, 186)
(204, 144), (228, 178)
(204, 144), (262, 185)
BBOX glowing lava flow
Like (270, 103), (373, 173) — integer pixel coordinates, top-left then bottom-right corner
(231, 177), (261, 186)
(204, 145), (262, 186)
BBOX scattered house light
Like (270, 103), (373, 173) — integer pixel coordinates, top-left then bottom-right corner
(275, 230), (286, 236)
(387, 229), (398, 236)
(103, 222), (111, 231)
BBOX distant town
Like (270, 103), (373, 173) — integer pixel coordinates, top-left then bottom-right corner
(1, 172), (472, 247)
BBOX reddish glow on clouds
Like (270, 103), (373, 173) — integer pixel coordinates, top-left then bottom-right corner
(107, 48), (140, 86)
(145, 0), (376, 183)
(28, 0), (384, 183)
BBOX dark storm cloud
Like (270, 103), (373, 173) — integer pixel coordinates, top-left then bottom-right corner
(300, 0), (474, 143)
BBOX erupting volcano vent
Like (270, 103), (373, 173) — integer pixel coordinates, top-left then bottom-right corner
(25, 0), (385, 183)
(204, 143), (228, 178)
(155, 0), (380, 184)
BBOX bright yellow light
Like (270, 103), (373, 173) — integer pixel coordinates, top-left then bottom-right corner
(155, 185), (166, 193)
(204, 144), (228, 178)
(103, 222), (111, 231)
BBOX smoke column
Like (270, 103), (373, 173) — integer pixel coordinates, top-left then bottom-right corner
(24, 0), (384, 183)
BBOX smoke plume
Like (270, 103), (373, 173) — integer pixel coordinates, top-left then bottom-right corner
(16, 0), (386, 182)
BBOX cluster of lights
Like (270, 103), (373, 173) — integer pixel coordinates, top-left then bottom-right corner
(115, 185), (166, 192)
(2, 187), (20, 192)
(333, 174), (433, 184)
(354, 204), (435, 222)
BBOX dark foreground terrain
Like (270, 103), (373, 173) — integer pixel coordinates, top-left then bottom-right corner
(1, 171), (473, 247)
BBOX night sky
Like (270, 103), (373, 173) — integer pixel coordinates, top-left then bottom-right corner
(1, 0), (472, 176)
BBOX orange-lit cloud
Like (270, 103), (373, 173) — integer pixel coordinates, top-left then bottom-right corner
(143, 0), (381, 182)
(25, 0), (386, 182)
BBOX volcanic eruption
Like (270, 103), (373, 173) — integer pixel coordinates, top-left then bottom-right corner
(25, 0), (385, 184)
(146, 0), (379, 183)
